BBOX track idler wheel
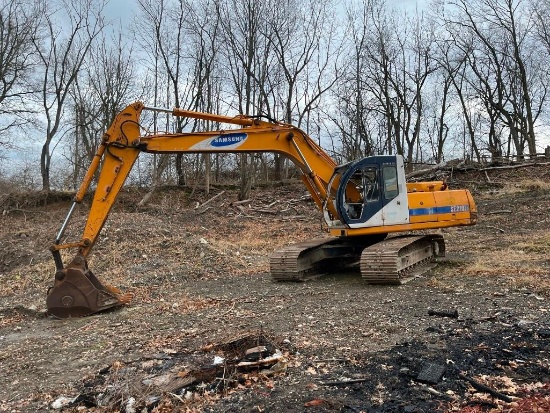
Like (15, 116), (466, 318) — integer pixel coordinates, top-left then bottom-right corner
(46, 255), (132, 318)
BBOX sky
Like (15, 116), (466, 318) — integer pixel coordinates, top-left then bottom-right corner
(104, 0), (137, 27)
(103, 0), (428, 26)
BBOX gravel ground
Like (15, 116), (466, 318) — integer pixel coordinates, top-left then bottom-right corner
(0, 164), (549, 412)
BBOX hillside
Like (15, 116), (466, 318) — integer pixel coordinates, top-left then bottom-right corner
(0, 162), (549, 412)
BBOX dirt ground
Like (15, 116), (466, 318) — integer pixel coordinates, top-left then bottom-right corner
(0, 163), (549, 412)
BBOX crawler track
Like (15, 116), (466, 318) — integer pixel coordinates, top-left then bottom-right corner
(269, 238), (361, 281)
(270, 238), (334, 281)
(270, 234), (445, 284)
(270, 237), (377, 282)
(360, 234), (445, 284)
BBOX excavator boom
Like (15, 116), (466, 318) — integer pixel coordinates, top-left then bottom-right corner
(47, 102), (476, 318)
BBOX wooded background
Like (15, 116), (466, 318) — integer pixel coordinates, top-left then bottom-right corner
(1, 0), (549, 199)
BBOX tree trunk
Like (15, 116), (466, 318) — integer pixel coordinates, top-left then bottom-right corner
(176, 154), (185, 186)
(238, 154), (253, 201)
(204, 154), (210, 195)
(41, 141), (51, 191)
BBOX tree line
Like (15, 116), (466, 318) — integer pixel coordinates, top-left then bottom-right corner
(0, 0), (549, 198)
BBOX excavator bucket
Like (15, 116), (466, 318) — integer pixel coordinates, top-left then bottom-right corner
(46, 256), (132, 318)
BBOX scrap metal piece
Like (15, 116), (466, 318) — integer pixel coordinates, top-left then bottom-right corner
(417, 362), (446, 384)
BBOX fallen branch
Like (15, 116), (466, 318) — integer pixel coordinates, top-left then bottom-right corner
(280, 215), (306, 221)
(219, 302), (236, 317)
(485, 225), (505, 233)
(249, 208), (277, 214)
(286, 195), (311, 203)
(3, 208), (45, 214)
(458, 373), (513, 403)
(237, 352), (284, 368)
(483, 210), (512, 215)
(319, 377), (369, 386)
(479, 161), (550, 171)
(406, 160), (449, 179)
(195, 190), (225, 210)
(230, 199), (251, 206)
(419, 384), (451, 399)
(232, 206), (258, 219)
(428, 308), (459, 318)
(137, 188), (156, 207)
(195, 206), (213, 215)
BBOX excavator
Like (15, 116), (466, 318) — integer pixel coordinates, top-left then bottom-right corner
(47, 102), (477, 318)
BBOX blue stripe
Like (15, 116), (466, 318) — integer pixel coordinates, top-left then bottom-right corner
(409, 205), (469, 216)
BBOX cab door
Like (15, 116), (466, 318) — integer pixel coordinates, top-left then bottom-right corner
(336, 156), (409, 228)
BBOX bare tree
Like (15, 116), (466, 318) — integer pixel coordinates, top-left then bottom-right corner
(0, 0), (43, 145)
(446, 0), (547, 158)
(344, 2), (437, 169)
(216, 0), (272, 200)
(68, 32), (135, 188)
(137, 0), (190, 186)
(330, 0), (377, 161)
(424, 67), (452, 163)
(33, 0), (106, 190)
(532, 0), (550, 52)
(184, 0), (223, 194)
(266, 0), (341, 177)
(432, 24), (484, 162)
(137, 0), (224, 191)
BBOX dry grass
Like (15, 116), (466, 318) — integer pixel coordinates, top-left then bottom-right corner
(500, 178), (550, 194)
(0, 261), (51, 296)
(0, 311), (24, 328)
(460, 231), (550, 293)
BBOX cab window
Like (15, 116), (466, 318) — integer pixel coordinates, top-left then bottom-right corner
(342, 166), (379, 220)
(383, 166), (398, 200)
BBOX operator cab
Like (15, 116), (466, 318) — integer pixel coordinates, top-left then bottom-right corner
(323, 155), (409, 229)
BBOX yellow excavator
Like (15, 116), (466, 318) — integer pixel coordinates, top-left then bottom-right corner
(47, 102), (477, 318)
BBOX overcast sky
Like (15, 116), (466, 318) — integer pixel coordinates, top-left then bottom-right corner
(104, 0), (135, 26)
(104, 0), (427, 27)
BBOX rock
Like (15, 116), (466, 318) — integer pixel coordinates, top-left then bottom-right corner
(125, 397), (136, 413)
(146, 396), (161, 407)
(213, 356), (225, 365)
(50, 396), (74, 409)
(517, 319), (535, 329)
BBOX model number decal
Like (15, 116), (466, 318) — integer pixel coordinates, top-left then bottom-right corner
(409, 205), (470, 216)
(450, 205), (469, 213)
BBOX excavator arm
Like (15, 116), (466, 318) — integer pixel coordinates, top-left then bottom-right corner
(47, 102), (341, 317)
